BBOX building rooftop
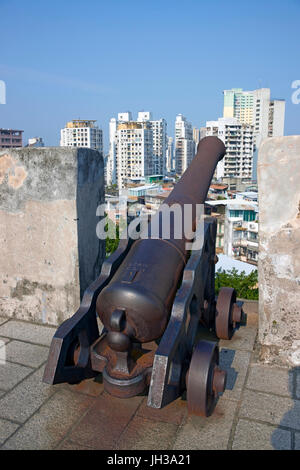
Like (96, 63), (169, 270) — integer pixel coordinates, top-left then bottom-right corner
(128, 184), (159, 192)
(0, 128), (24, 133)
(206, 199), (258, 211)
(216, 254), (257, 274)
(210, 184), (228, 190)
(65, 120), (97, 128)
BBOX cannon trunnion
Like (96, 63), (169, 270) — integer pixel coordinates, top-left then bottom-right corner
(43, 137), (243, 417)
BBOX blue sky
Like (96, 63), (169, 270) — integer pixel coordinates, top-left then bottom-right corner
(0, 0), (299, 150)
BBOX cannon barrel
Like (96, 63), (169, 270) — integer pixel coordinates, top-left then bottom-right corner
(96, 137), (226, 343)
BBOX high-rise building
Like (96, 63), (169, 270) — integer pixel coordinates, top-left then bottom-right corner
(174, 114), (194, 175)
(107, 111), (167, 188)
(115, 120), (153, 189)
(175, 138), (195, 176)
(166, 136), (174, 173)
(268, 99), (285, 139)
(137, 112), (167, 176)
(106, 116), (119, 186)
(200, 127), (207, 141)
(206, 117), (254, 179)
(0, 129), (23, 148)
(107, 112), (153, 189)
(223, 88), (254, 124)
(175, 114), (193, 140)
(193, 127), (200, 150)
(60, 119), (103, 154)
(223, 88), (285, 148)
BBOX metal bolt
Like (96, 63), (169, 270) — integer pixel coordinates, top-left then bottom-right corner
(232, 304), (242, 326)
(212, 366), (226, 394)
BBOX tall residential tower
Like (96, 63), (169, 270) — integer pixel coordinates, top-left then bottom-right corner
(223, 88), (285, 148)
(206, 117), (254, 179)
(107, 111), (167, 188)
(174, 114), (195, 175)
(137, 112), (167, 176)
(60, 119), (103, 154)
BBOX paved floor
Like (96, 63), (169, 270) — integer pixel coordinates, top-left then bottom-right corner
(0, 302), (299, 450)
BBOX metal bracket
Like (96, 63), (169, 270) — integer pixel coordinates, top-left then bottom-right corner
(43, 236), (135, 385)
(147, 218), (217, 408)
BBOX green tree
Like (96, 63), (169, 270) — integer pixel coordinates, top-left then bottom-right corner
(105, 222), (120, 257)
(105, 216), (127, 258)
(215, 267), (258, 300)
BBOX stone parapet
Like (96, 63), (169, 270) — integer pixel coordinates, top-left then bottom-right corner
(258, 135), (300, 366)
(0, 147), (104, 325)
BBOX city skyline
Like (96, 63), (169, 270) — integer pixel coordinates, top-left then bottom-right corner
(0, 0), (299, 148)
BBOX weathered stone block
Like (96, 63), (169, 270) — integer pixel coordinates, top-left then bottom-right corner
(3, 340), (50, 368)
(172, 398), (237, 450)
(0, 365), (56, 422)
(239, 389), (300, 430)
(118, 416), (178, 450)
(258, 136), (300, 366)
(67, 393), (144, 449)
(0, 147), (104, 325)
(232, 419), (291, 450)
(246, 364), (291, 397)
(0, 361), (33, 391)
(1, 388), (93, 450)
(0, 320), (55, 346)
(0, 418), (19, 445)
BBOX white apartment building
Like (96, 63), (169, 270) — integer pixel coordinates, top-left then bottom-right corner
(107, 111), (167, 188)
(193, 127), (200, 151)
(175, 113), (193, 140)
(60, 120), (103, 154)
(223, 88), (285, 149)
(115, 120), (153, 189)
(225, 202), (258, 265)
(206, 199), (259, 265)
(174, 114), (195, 175)
(175, 138), (195, 176)
(137, 111), (167, 176)
(106, 113), (132, 186)
(106, 117), (118, 185)
(166, 136), (174, 173)
(206, 117), (254, 179)
(268, 99), (285, 139)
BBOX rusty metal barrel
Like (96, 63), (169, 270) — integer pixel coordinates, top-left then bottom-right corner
(96, 137), (226, 343)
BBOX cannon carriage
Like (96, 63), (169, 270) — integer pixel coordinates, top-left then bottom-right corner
(43, 136), (243, 417)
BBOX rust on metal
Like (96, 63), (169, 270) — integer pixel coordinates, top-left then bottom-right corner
(186, 340), (223, 417)
(215, 286), (242, 339)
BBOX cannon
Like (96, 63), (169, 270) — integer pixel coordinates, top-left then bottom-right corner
(43, 136), (243, 417)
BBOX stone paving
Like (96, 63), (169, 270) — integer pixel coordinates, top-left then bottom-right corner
(0, 302), (299, 450)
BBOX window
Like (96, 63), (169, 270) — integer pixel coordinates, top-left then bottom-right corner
(243, 211), (256, 222)
(230, 210), (243, 218)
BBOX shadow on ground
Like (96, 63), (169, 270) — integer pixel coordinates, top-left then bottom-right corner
(271, 366), (299, 450)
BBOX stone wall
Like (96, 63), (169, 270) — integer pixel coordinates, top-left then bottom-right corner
(258, 135), (300, 366)
(0, 147), (104, 325)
